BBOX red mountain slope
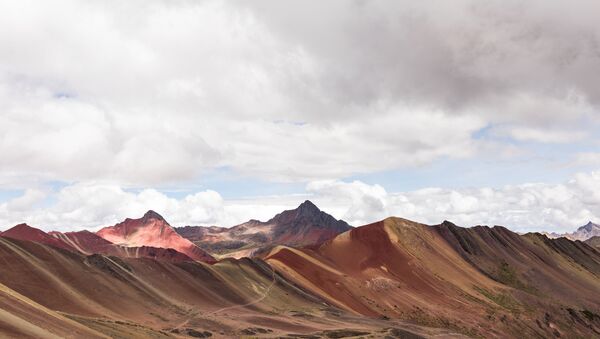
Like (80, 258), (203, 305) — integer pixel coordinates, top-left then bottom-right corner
(266, 217), (600, 338)
(0, 236), (436, 338)
(97, 210), (215, 263)
(1, 224), (74, 252)
(50, 230), (194, 262)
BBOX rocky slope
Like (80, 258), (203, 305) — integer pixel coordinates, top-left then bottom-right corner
(586, 236), (600, 250)
(97, 210), (215, 263)
(2, 209), (600, 337)
(266, 217), (600, 338)
(1, 224), (195, 263)
(176, 200), (351, 258)
(0, 236), (440, 338)
(1, 223), (76, 252)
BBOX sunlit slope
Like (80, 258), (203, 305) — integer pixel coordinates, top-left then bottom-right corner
(0, 235), (441, 337)
(0, 282), (107, 339)
(266, 217), (600, 338)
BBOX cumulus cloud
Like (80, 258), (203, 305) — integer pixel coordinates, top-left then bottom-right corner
(306, 172), (600, 232)
(0, 182), (308, 231)
(2, 171), (600, 233)
(1, 0), (600, 187)
(0, 183), (226, 231)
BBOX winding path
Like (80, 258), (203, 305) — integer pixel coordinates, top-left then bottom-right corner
(174, 266), (277, 330)
(208, 267), (277, 315)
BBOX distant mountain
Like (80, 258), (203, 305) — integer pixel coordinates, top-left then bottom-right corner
(49, 230), (115, 254)
(586, 236), (600, 250)
(1, 223), (75, 252)
(50, 230), (194, 262)
(97, 210), (215, 263)
(175, 200), (352, 258)
(543, 221), (600, 241)
(1, 223), (195, 263)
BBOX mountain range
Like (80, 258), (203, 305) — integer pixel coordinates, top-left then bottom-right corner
(1, 202), (600, 338)
(175, 200), (352, 259)
(543, 221), (600, 241)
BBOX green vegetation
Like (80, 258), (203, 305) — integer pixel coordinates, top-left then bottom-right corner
(581, 309), (600, 321)
(405, 307), (483, 338)
(494, 262), (538, 295)
(474, 286), (520, 312)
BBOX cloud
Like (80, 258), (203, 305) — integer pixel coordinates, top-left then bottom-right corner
(1, 0), (600, 187)
(2, 171), (600, 233)
(305, 172), (600, 232)
(0, 183), (226, 231)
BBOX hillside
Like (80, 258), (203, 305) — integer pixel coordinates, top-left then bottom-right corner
(97, 210), (215, 263)
(266, 217), (600, 338)
(0, 235), (447, 338)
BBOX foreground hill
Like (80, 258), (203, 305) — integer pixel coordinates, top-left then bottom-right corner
(97, 210), (215, 263)
(266, 217), (600, 338)
(176, 200), (352, 258)
(0, 236), (450, 338)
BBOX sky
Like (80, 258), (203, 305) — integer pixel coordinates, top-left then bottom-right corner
(1, 0), (600, 233)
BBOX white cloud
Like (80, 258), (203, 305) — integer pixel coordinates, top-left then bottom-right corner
(1, 1), (600, 187)
(499, 126), (587, 144)
(305, 172), (600, 233)
(2, 171), (600, 233)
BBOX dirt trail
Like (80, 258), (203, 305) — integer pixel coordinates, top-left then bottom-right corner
(210, 267), (276, 315)
(174, 266), (277, 331)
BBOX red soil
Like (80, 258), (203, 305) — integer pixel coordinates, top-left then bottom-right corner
(97, 210), (215, 263)
(1, 224), (74, 252)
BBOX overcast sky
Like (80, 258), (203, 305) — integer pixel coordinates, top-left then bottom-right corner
(1, 0), (600, 232)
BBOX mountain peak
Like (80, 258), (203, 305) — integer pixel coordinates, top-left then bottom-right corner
(296, 200), (320, 214)
(578, 221), (599, 232)
(142, 210), (165, 222)
(1, 223), (75, 251)
(4, 223), (42, 234)
(96, 211), (215, 263)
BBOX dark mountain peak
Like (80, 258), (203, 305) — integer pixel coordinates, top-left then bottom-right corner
(297, 200), (320, 213)
(441, 220), (458, 227)
(579, 221), (600, 232)
(270, 200), (342, 225)
(142, 210), (166, 222)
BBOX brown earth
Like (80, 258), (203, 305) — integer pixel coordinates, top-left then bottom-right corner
(0, 235), (450, 338)
(2, 214), (600, 338)
(266, 217), (600, 338)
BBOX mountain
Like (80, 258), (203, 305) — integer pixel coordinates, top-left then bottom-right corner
(586, 236), (600, 250)
(97, 210), (215, 263)
(1, 223), (75, 252)
(49, 230), (115, 254)
(573, 221), (600, 240)
(175, 200), (352, 258)
(50, 230), (194, 262)
(544, 221), (600, 241)
(0, 235), (438, 338)
(2, 213), (600, 337)
(266, 217), (600, 338)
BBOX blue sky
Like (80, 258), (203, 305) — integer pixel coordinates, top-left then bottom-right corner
(1, 0), (600, 232)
